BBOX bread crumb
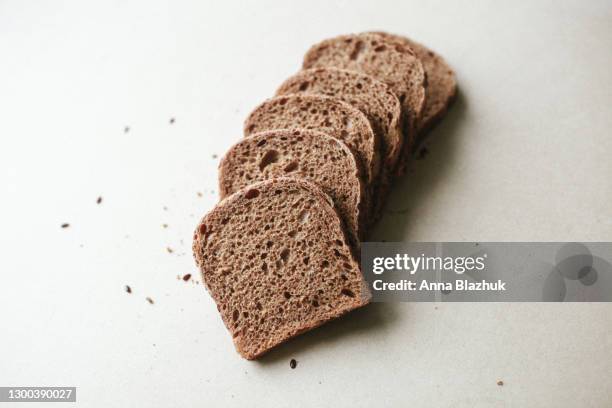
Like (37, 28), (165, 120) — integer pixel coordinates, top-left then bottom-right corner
(61, 223), (70, 228)
(169, 117), (175, 124)
(125, 285), (132, 294)
(289, 359), (297, 369)
(124, 126), (130, 133)
(182, 273), (191, 282)
(166, 247), (173, 253)
(497, 380), (504, 386)
(96, 196), (103, 204)
(197, 191), (203, 197)
(162, 223), (168, 228)
(146, 297), (154, 304)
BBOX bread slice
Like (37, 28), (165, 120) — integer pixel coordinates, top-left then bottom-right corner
(373, 32), (457, 144)
(302, 32), (426, 170)
(219, 129), (366, 241)
(244, 94), (379, 186)
(193, 178), (371, 360)
(276, 68), (402, 181)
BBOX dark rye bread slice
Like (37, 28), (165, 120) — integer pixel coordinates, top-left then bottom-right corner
(276, 68), (402, 183)
(244, 94), (379, 186)
(373, 32), (457, 143)
(219, 129), (366, 241)
(302, 32), (426, 172)
(193, 178), (371, 360)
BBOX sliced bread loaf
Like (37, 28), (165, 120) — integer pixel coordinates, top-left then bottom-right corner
(302, 32), (427, 168)
(276, 68), (402, 181)
(372, 32), (457, 143)
(193, 178), (371, 360)
(219, 129), (366, 240)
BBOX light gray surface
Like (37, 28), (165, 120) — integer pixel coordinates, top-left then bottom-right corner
(1, 0), (611, 407)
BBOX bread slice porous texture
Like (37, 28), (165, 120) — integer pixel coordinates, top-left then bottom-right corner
(276, 68), (402, 182)
(302, 32), (426, 171)
(372, 32), (457, 145)
(193, 178), (371, 360)
(219, 129), (366, 241)
(244, 94), (379, 187)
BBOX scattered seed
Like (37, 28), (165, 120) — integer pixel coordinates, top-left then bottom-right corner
(146, 297), (154, 304)
(182, 274), (192, 282)
(289, 359), (297, 369)
(162, 223), (168, 228)
(96, 196), (103, 204)
(197, 191), (203, 197)
(169, 117), (175, 124)
(163, 206), (168, 211)
(61, 223), (70, 228)
(124, 126), (130, 133)
(212, 154), (218, 159)
(125, 285), (132, 294)
(497, 380), (504, 386)
(166, 247), (174, 254)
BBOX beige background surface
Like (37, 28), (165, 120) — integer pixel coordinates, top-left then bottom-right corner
(1, 0), (611, 407)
